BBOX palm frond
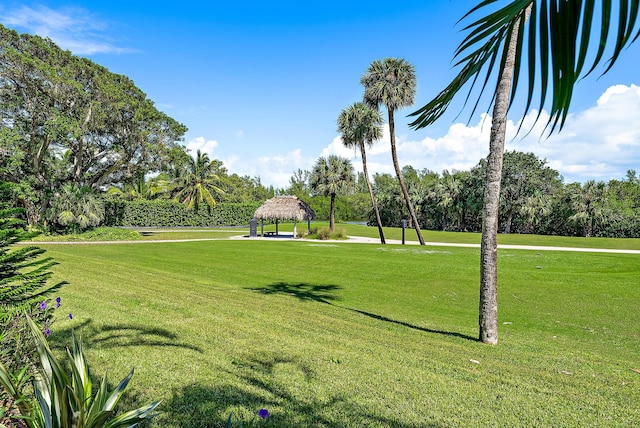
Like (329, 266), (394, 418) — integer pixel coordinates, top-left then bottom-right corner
(409, 0), (640, 134)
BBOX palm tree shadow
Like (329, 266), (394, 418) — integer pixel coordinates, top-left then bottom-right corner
(52, 318), (202, 353)
(246, 282), (341, 305)
(247, 282), (477, 342)
(161, 353), (445, 427)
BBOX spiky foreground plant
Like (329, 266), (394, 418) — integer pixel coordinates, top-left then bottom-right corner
(0, 315), (161, 428)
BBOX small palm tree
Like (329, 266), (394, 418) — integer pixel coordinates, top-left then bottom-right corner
(337, 102), (386, 244)
(520, 192), (551, 234)
(433, 170), (463, 231)
(172, 150), (224, 211)
(361, 58), (425, 245)
(309, 155), (355, 232)
(568, 180), (607, 237)
(51, 185), (104, 232)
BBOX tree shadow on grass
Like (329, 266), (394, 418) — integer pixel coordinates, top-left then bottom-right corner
(246, 282), (341, 305)
(162, 352), (444, 427)
(345, 308), (477, 342)
(247, 282), (477, 342)
(51, 318), (202, 353)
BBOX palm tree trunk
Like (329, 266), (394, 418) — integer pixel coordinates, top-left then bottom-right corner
(479, 6), (530, 345)
(329, 193), (336, 232)
(360, 142), (385, 244)
(388, 109), (425, 245)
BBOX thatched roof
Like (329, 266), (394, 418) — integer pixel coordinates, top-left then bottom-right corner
(254, 196), (315, 221)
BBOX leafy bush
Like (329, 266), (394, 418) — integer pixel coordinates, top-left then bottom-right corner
(316, 226), (332, 240)
(0, 315), (160, 428)
(331, 228), (347, 240)
(309, 227), (347, 241)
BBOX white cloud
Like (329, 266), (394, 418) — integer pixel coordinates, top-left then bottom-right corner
(0, 5), (130, 55)
(186, 137), (219, 155)
(225, 149), (313, 189)
(321, 115), (492, 177)
(185, 84), (639, 190)
(320, 136), (355, 158)
(318, 84), (640, 183)
(505, 84), (640, 181)
(252, 149), (312, 188)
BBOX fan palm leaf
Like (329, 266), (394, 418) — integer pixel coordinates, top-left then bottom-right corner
(409, 0), (640, 133)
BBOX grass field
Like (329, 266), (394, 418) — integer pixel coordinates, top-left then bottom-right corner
(33, 223), (640, 251)
(38, 235), (640, 427)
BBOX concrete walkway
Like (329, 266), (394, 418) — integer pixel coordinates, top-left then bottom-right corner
(236, 234), (640, 254)
(342, 235), (640, 254)
(25, 234), (640, 254)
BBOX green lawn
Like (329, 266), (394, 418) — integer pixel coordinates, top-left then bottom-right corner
(40, 238), (640, 427)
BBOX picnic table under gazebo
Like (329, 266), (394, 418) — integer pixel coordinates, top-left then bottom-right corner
(253, 195), (315, 238)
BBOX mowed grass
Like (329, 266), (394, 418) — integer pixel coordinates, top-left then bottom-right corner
(32, 223), (640, 250)
(40, 239), (640, 427)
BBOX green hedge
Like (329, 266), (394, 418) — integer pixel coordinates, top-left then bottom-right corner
(104, 199), (260, 227)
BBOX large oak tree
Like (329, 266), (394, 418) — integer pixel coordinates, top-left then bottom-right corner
(0, 25), (187, 226)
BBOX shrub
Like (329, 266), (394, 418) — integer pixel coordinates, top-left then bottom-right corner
(103, 199), (259, 227)
(0, 315), (160, 428)
(331, 228), (347, 240)
(316, 226), (332, 240)
(33, 227), (141, 242)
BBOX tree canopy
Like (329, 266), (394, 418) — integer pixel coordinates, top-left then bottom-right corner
(0, 25), (187, 226)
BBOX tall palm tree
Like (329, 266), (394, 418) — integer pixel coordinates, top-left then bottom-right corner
(172, 150), (224, 211)
(409, 1), (639, 344)
(309, 155), (355, 231)
(361, 58), (425, 245)
(337, 102), (386, 244)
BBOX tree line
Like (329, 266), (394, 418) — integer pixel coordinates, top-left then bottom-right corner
(2, 22), (638, 241)
(285, 151), (640, 239)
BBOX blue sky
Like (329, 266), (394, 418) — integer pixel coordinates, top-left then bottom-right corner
(1, 1), (639, 188)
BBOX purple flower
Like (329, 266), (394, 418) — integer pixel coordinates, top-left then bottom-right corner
(68, 313), (73, 320)
(56, 297), (61, 308)
(39, 301), (47, 310)
(258, 409), (270, 419)
(44, 328), (51, 337)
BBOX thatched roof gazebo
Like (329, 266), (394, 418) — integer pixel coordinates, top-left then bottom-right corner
(253, 195), (315, 237)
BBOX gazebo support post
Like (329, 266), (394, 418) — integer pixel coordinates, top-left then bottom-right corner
(293, 219), (297, 238)
(261, 220), (264, 237)
(276, 219), (279, 236)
